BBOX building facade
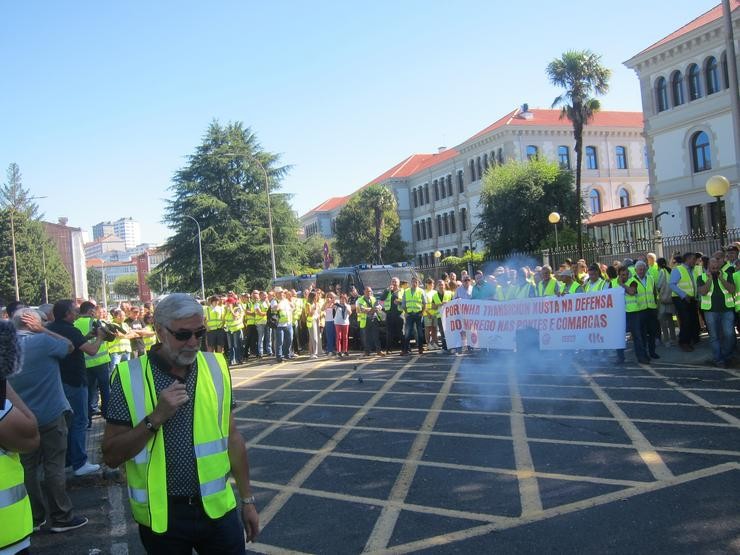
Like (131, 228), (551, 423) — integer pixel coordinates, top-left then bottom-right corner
(625, 1), (739, 236)
(301, 106), (649, 265)
(92, 217), (141, 250)
(42, 218), (88, 300)
(300, 197), (348, 238)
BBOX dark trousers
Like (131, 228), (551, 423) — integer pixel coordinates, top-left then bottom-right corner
(436, 317), (448, 350)
(20, 414), (74, 526)
(361, 320), (380, 354)
(243, 325), (257, 358)
(138, 503), (245, 555)
(644, 308), (659, 356)
(384, 314), (403, 352)
(87, 362), (111, 418)
(627, 311), (648, 361)
(404, 312), (424, 353)
(673, 297), (700, 346)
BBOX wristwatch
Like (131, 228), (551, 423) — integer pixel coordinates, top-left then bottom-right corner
(144, 415), (159, 433)
(240, 495), (256, 505)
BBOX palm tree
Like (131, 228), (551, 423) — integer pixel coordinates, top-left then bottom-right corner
(365, 184), (396, 264)
(546, 50), (611, 258)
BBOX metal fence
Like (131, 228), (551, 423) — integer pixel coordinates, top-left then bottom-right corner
(415, 228), (740, 275)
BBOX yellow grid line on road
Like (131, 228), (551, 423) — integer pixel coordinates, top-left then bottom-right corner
(364, 357), (462, 551)
(576, 362), (673, 481)
(643, 366), (740, 428)
(376, 462), (740, 554)
(507, 366), (543, 515)
(257, 357), (420, 531)
(238, 399), (739, 429)
(247, 443), (649, 487)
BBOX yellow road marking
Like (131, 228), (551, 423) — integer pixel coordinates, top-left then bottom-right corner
(508, 366), (543, 515)
(379, 463), (740, 554)
(257, 358), (420, 530)
(364, 357), (461, 551)
(643, 366), (740, 428)
(576, 363), (673, 481)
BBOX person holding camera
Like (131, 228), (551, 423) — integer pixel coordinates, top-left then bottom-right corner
(74, 302), (112, 424)
(697, 257), (736, 368)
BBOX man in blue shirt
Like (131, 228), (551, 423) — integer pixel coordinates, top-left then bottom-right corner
(471, 271), (496, 300)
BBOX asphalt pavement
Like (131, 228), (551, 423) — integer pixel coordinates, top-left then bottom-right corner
(29, 338), (740, 554)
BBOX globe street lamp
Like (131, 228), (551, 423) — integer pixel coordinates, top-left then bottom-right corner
(183, 215), (206, 301)
(705, 175), (730, 244)
(548, 211), (561, 249)
(434, 250), (442, 280)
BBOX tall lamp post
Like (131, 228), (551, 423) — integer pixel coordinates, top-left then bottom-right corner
(467, 220), (483, 276)
(4, 194), (47, 301)
(184, 215), (206, 301)
(548, 211), (561, 249)
(434, 250), (442, 280)
(705, 175), (730, 244)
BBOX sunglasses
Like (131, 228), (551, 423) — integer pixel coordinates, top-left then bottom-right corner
(166, 326), (207, 341)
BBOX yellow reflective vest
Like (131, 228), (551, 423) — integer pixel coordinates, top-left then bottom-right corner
(74, 316), (111, 367)
(114, 352), (235, 533)
(537, 279), (561, 297)
(205, 305), (225, 331)
(625, 275), (656, 312)
(0, 447), (32, 550)
(700, 276), (735, 310)
(356, 296), (375, 329)
(404, 288), (424, 313)
(671, 265), (696, 298)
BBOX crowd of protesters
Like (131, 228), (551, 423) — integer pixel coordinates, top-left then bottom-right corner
(0, 243), (738, 553)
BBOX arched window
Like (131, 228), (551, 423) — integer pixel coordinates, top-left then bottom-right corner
(415, 221), (421, 241)
(585, 146), (598, 170)
(483, 153), (489, 169)
(671, 71), (684, 106)
(618, 188), (631, 208)
(688, 64), (702, 100)
(691, 131), (711, 172)
(558, 146), (570, 169)
(434, 180), (440, 201)
(469, 160), (476, 183)
(656, 77), (668, 111)
(705, 56), (720, 95)
(446, 175), (452, 197)
(440, 178), (446, 199)
(450, 212), (456, 233)
(422, 220), (427, 240)
(457, 170), (464, 193)
(476, 157), (482, 178)
(721, 52), (730, 89)
(497, 148), (504, 165)
(460, 207), (468, 231)
(424, 183), (430, 204)
(615, 146), (627, 169)
(526, 145), (538, 160)
(426, 218), (432, 238)
(589, 189), (601, 214)
(423, 253), (429, 266)
(413, 188), (418, 208)
(443, 213), (449, 235)
(436, 215), (442, 236)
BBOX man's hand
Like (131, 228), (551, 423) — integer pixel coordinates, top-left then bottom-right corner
(241, 503), (259, 543)
(152, 382), (189, 426)
(21, 313), (45, 333)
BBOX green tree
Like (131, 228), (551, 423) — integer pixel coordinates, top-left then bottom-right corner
(334, 184), (409, 265)
(0, 164), (71, 304)
(479, 159), (580, 254)
(112, 275), (140, 299)
(159, 121), (303, 294)
(546, 49), (611, 258)
(302, 235), (340, 270)
(87, 267), (103, 301)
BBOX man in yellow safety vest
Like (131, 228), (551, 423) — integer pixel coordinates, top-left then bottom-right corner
(102, 294), (259, 552)
(697, 256), (736, 368)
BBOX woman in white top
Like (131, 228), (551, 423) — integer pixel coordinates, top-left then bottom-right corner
(333, 293), (353, 358)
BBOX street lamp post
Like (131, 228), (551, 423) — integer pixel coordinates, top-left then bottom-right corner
(100, 260), (108, 310)
(705, 175), (730, 244)
(434, 250), (442, 280)
(184, 215), (206, 301)
(41, 246), (48, 304)
(548, 211), (561, 249)
(467, 220), (483, 276)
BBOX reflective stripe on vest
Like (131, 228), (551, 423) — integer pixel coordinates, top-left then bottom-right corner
(357, 296), (375, 329)
(254, 301), (268, 325)
(142, 325), (157, 351)
(116, 352), (235, 533)
(671, 265), (695, 298)
(74, 317), (111, 367)
(107, 323), (132, 354)
(700, 278), (735, 310)
(584, 278), (606, 293)
(0, 450), (32, 549)
(404, 288), (424, 313)
(537, 279), (560, 297)
(205, 306), (224, 331)
(224, 309), (244, 333)
(626, 275), (655, 311)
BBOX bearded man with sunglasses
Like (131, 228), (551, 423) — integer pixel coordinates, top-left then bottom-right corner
(102, 294), (259, 553)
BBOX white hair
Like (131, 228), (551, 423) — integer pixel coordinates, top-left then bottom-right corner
(154, 294), (204, 328)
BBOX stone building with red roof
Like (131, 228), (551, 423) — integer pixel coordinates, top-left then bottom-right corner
(301, 105), (649, 264)
(625, 1), (740, 236)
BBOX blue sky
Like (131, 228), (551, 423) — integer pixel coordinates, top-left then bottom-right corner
(0, 1), (718, 245)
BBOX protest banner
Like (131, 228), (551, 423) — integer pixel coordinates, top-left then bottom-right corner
(441, 288), (626, 350)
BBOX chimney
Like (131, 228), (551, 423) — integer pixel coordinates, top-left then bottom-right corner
(58, 217), (68, 226)
(438, 146), (447, 153)
(519, 103), (534, 120)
